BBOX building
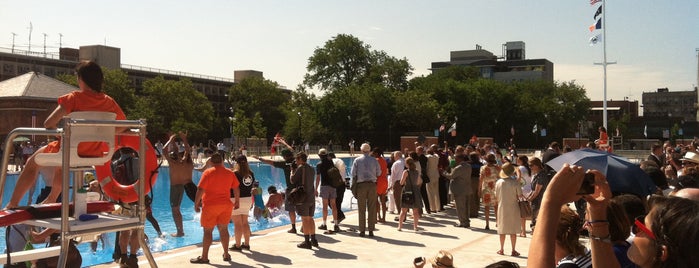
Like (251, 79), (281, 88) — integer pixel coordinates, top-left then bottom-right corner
(642, 87), (698, 122)
(430, 41), (554, 83)
(0, 72), (76, 141)
(0, 45), (273, 117)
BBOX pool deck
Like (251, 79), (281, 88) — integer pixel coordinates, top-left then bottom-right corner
(91, 205), (531, 268)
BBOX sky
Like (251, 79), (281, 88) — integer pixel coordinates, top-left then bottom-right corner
(1, 0), (698, 106)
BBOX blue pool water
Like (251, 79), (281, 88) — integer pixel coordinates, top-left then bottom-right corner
(1, 157), (355, 267)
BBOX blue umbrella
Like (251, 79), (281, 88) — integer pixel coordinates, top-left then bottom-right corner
(545, 148), (656, 197)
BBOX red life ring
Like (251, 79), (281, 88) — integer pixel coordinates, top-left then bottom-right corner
(94, 135), (158, 203)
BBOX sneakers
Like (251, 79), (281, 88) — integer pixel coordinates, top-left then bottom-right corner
(311, 239), (319, 247)
(297, 241), (312, 249)
(334, 225), (341, 232)
(287, 227), (297, 234)
(318, 224), (328, 230)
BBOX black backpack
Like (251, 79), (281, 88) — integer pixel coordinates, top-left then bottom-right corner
(327, 167), (345, 188)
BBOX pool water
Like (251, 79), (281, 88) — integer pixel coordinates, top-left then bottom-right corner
(1, 157), (355, 267)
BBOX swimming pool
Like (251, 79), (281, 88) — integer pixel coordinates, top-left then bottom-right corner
(1, 157), (356, 267)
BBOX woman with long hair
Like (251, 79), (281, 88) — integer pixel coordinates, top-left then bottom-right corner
(516, 155), (532, 237)
(479, 154), (501, 230)
(398, 157), (423, 232)
(229, 155), (255, 251)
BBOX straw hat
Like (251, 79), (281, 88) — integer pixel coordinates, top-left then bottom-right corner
(681, 151), (699, 164)
(429, 250), (455, 268)
(499, 163), (515, 178)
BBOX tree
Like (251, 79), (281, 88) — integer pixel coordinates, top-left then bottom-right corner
(304, 34), (413, 92)
(131, 76), (214, 141)
(228, 76), (289, 141)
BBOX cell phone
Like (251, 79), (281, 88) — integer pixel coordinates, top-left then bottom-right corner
(577, 172), (595, 195)
(414, 257), (425, 265)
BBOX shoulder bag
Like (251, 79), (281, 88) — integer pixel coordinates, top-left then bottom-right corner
(287, 166), (307, 205)
(401, 171), (415, 207)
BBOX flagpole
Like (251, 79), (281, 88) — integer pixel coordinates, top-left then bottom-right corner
(593, 0), (615, 130)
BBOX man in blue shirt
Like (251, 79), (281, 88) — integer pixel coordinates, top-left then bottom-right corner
(351, 143), (381, 237)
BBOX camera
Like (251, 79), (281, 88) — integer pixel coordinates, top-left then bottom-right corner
(413, 256), (425, 266)
(577, 172), (595, 195)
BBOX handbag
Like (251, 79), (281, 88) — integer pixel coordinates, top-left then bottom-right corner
(287, 186), (307, 205)
(287, 166), (308, 205)
(518, 199), (532, 219)
(401, 171), (415, 207)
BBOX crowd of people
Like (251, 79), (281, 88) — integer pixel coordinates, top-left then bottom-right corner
(2, 60), (699, 268)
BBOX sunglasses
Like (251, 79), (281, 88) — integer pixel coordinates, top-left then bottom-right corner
(632, 215), (656, 240)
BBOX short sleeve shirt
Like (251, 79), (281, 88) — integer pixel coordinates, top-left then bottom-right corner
(198, 165), (239, 206)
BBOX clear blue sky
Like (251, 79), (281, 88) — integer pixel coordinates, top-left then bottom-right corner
(1, 0), (697, 105)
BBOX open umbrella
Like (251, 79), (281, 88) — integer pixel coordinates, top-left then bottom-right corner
(545, 148), (656, 197)
(12, 136), (30, 142)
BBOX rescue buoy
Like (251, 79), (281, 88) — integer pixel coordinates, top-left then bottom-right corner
(94, 135), (158, 203)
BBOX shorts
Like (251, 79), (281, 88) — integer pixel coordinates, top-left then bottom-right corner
(295, 202), (315, 217)
(170, 184), (185, 207)
(201, 203), (233, 229)
(319, 185), (337, 200)
(231, 197), (252, 216)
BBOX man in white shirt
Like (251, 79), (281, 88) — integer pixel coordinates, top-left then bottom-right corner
(329, 153), (347, 225)
(389, 151), (405, 217)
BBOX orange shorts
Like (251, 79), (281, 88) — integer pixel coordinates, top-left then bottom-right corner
(201, 203), (233, 228)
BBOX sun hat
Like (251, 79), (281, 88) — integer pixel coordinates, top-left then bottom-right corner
(429, 250), (455, 268)
(681, 151), (699, 164)
(499, 162), (515, 178)
(318, 148), (327, 156)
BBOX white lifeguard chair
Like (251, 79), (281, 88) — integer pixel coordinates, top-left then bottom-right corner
(34, 112), (117, 167)
(0, 113), (158, 268)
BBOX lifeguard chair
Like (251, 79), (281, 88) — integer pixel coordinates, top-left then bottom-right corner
(0, 113), (158, 268)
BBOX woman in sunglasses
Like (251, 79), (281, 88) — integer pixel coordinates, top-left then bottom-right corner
(627, 196), (699, 268)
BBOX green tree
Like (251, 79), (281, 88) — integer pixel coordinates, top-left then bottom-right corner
(304, 34), (413, 92)
(131, 76), (214, 141)
(231, 109), (251, 142)
(228, 76), (289, 141)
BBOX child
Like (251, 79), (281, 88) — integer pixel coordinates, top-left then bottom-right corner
(252, 182), (269, 221)
(265, 185), (284, 217)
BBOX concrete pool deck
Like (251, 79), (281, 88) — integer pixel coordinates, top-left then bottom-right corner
(91, 204), (531, 268)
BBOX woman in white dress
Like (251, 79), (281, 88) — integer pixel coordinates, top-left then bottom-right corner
(495, 163), (523, 256)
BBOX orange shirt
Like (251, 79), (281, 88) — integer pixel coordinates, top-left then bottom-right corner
(599, 132), (609, 146)
(198, 165), (239, 206)
(45, 90), (127, 156)
(376, 156), (388, 195)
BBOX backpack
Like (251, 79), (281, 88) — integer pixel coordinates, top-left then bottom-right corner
(327, 167), (345, 188)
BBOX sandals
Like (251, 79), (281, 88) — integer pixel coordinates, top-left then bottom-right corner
(511, 250), (521, 257)
(229, 244), (243, 251)
(190, 256), (210, 264)
(496, 250), (504, 255)
(223, 254), (231, 261)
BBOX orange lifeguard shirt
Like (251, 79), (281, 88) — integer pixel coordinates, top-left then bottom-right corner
(45, 90), (126, 156)
(198, 165), (240, 206)
(599, 132), (609, 146)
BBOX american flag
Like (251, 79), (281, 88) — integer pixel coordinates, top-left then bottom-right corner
(590, 0), (601, 6)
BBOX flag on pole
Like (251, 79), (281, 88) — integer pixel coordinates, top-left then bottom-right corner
(532, 124), (538, 134)
(589, 34), (602, 46)
(593, 5), (602, 19)
(644, 125), (648, 138)
(589, 19), (602, 32)
(590, 0), (601, 6)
